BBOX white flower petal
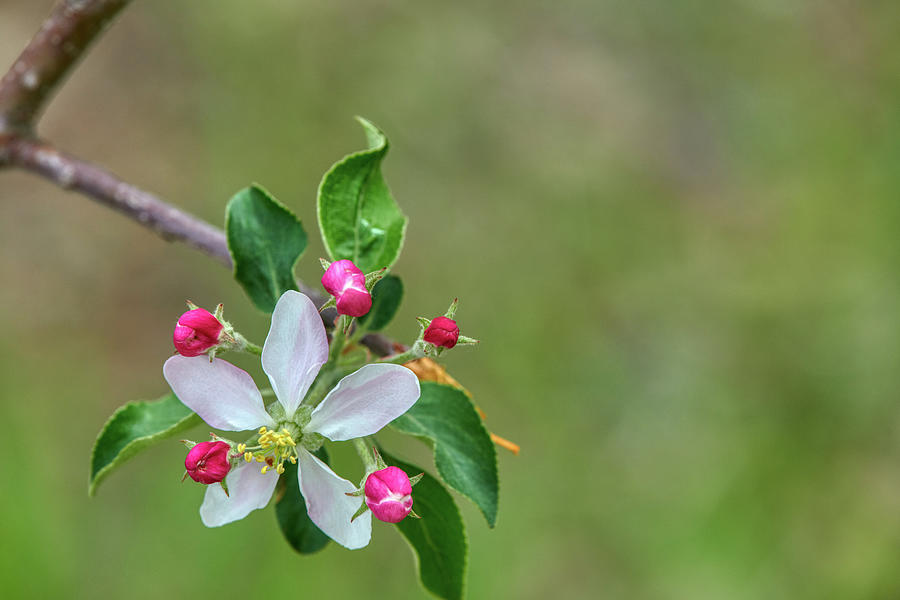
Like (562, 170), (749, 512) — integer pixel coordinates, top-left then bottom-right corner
(296, 448), (371, 549)
(163, 355), (274, 431)
(308, 364), (421, 441)
(261, 291), (329, 417)
(199, 461), (280, 527)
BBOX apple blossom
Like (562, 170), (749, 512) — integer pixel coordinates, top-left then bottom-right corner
(163, 290), (420, 549)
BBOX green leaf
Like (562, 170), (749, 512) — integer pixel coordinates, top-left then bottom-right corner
(357, 274), (403, 331)
(226, 184), (308, 312)
(317, 117), (408, 273)
(89, 394), (200, 496)
(275, 447), (331, 554)
(381, 451), (467, 600)
(391, 382), (499, 527)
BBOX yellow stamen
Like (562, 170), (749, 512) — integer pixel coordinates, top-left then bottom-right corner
(237, 443), (246, 453)
(241, 427), (298, 475)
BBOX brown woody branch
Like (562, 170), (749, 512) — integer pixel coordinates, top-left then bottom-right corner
(0, 0), (395, 355)
(0, 0), (130, 134)
(3, 135), (234, 266)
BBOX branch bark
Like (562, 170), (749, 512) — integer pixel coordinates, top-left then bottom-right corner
(4, 135), (233, 266)
(0, 0), (131, 135)
(0, 0), (398, 356)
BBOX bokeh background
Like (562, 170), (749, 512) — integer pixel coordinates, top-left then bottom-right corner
(2, 1), (899, 598)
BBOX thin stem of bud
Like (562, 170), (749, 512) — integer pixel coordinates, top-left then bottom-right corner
(378, 340), (426, 365)
(353, 438), (376, 472)
(328, 315), (348, 364)
(242, 341), (262, 355)
(230, 331), (262, 355)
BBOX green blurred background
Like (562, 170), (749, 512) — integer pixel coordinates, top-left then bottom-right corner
(2, 1), (900, 598)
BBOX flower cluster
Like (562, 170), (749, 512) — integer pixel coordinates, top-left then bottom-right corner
(87, 120), (497, 594)
(165, 258), (481, 550)
(165, 290), (420, 548)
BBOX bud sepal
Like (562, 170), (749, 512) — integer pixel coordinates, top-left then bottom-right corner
(172, 302), (261, 359)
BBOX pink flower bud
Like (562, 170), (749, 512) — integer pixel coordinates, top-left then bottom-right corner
(364, 466), (414, 523)
(424, 316), (460, 349)
(173, 308), (224, 357)
(321, 259), (372, 317)
(184, 441), (232, 484)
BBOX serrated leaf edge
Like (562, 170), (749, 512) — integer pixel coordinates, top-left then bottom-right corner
(391, 382), (500, 528)
(384, 452), (468, 600)
(315, 118), (408, 270)
(88, 397), (200, 497)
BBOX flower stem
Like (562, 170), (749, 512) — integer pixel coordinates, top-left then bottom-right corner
(378, 341), (425, 365)
(353, 438), (376, 472)
(328, 315), (348, 364)
(347, 322), (369, 345)
(233, 331), (262, 355)
(304, 371), (336, 407)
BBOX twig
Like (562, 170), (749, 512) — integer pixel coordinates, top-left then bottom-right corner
(3, 135), (233, 267)
(0, 0), (131, 134)
(0, 1), (397, 355)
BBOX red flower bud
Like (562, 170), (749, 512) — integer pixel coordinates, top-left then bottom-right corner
(364, 466), (414, 523)
(424, 316), (460, 349)
(321, 259), (372, 317)
(184, 441), (232, 484)
(173, 308), (224, 357)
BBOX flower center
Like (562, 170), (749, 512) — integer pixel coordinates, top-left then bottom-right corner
(238, 426), (298, 475)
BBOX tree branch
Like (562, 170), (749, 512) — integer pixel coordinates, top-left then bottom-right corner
(0, 0), (131, 135)
(0, 0), (398, 356)
(3, 135), (233, 266)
